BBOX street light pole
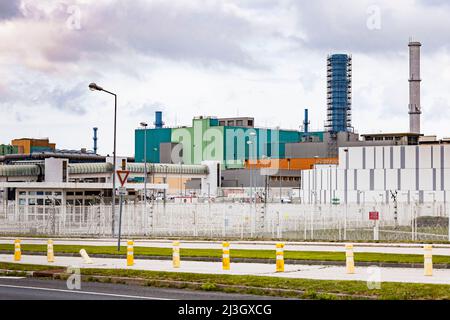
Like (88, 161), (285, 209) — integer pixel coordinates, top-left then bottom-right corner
(246, 140), (254, 204)
(89, 83), (117, 237)
(248, 132), (257, 204)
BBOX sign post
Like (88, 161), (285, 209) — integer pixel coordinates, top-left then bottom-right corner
(116, 170), (130, 252)
(369, 211), (380, 241)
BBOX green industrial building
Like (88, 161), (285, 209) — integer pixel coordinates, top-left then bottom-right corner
(0, 144), (18, 156)
(135, 116), (324, 169)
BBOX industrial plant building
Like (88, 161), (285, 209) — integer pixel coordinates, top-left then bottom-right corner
(1, 39), (448, 204)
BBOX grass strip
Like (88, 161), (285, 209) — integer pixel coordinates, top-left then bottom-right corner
(1, 243), (450, 264)
(0, 261), (449, 300)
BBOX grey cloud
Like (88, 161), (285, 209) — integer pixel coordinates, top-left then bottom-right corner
(0, 80), (88, 115)
(288, 0), (450, 53)
(0, 0), (21, 20)
(128, 102), (165, 118)
(43, 84), (88, 114)
(24, 0), (258, 69)
(425, 97), (450, 120)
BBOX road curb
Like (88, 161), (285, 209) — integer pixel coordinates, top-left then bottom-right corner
(48, 271), (377, 300)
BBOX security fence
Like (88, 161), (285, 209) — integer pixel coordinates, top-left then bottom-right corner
(0, 201), (449, 241)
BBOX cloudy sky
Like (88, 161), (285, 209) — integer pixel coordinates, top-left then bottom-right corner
(1, 0), (450, 156)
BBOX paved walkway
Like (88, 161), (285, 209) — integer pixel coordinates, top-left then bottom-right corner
(1, 254), (449, 285)
(1, 238), (450, 256)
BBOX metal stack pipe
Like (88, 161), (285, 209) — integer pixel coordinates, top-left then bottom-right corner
(408, 40), (422, 134)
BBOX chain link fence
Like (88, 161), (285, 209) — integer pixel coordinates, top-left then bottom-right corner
(0, 201), (449, 241)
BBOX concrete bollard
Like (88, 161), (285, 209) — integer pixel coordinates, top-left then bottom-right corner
(424, 244), (433, 276)
(276, 243), (285, 272)
(222, 242), (230, 270)
(127, 240), (134, 266)
(14, 239), (21, 262)
(79, 249), (93, 264)
(173, 241), (180, 268)
(345, 244), (355, 274)
(47, 239), (55, 263)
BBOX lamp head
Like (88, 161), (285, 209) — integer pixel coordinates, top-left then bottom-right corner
(89, 83), (103, 91)
(140, 122), (148, 127)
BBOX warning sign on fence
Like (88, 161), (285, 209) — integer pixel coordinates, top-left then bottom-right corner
(369, 211), (379, 220)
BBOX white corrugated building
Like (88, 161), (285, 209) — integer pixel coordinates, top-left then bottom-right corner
(301, 145), (450, 204)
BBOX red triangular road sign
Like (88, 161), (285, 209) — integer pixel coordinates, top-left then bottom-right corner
(116, 170), (130, 187)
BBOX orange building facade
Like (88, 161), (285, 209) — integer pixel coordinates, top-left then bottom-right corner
(245, 157), (338, 170)
(11, 138), (56, 154)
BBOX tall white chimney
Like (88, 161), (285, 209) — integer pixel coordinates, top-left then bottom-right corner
(408, 40), (421, 134)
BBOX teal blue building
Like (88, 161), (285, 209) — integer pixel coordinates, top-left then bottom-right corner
(135, 117), (324, 168)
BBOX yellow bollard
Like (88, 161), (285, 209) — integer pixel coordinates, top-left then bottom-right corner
(222, 242), (230, 270)
(424, 244), (433, 276)
(127, 240), (134, 266)
(345, 244), (355, 274)
(276, 243), (285, 272)
(173, 241), (180, 268)
(47, 239), (55, 263)
(79, 249), (93, 264)
(14, 239), (21, 261)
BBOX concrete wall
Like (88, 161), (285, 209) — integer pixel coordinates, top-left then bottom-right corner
(44, 158), (68, 183)
(221, 168), (301, 188)
(159, 142), (180, 164)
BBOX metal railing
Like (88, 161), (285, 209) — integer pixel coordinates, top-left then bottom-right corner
(0, 202), (448, 241)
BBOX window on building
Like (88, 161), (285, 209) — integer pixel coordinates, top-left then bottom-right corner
(248, 119), (253, 126)
(236, 120), (243, 126)
(227, 120), (234, 126)
(219, 121), (225, 126)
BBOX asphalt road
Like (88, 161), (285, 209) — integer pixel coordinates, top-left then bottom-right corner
(0, 276), (286, 300)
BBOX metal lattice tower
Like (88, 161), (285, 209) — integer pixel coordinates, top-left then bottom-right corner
(325, 54), (352, 133)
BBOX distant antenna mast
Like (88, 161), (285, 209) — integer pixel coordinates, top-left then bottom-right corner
(93, 127), (98, 154)
(390, 190), (398, 228)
